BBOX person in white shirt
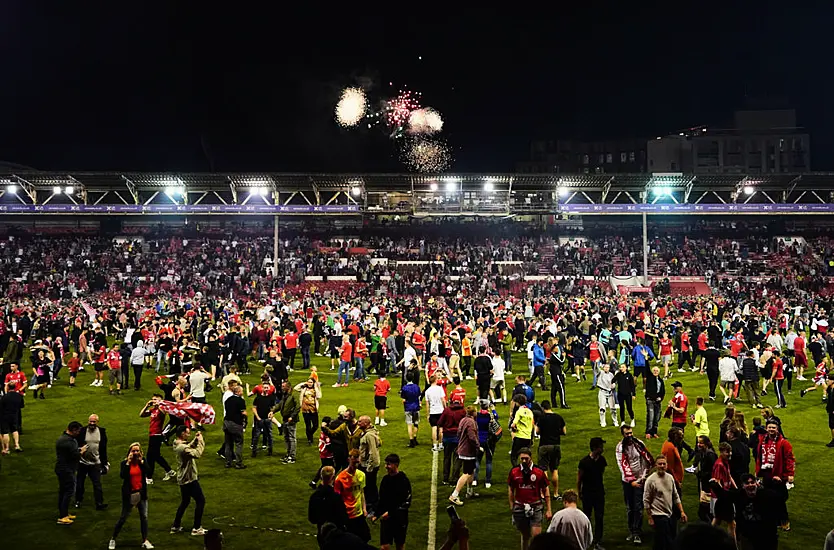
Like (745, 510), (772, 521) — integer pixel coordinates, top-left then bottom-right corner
(188, 367), (213, 405)
(424, 377), (447, 452)
(490, 353), (507, 404)
(596, 362), (618, 428)
(718, 351), (739, 405)
(526, 338), (537, 376)
(547, 489), (593, 550)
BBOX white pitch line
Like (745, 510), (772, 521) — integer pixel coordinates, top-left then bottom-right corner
(427, 449), (439, 550)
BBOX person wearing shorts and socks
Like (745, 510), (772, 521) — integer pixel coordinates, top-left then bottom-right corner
(508, 447), (552, 550)
(535, 400), (565, 498)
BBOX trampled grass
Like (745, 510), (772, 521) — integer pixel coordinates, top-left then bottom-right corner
(1, 351), (828, 549)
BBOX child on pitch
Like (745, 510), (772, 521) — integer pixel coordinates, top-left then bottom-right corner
(800, 357), (830, 398)
(67, 352), (81, 387)
(596, 362), (618, 427)
(373, 372), (391, 426)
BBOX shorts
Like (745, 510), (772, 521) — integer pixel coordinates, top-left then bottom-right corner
(429, 413), (442, 427)
(537, 444), (561, 472)
(192, 396), (207, 404)
(405, 411), (419, 426)
(711, 497), (735, 523)
(490, 379), (504, 391)
(829, 412), (834, 430)
(795, 352), (807, 368)
(721, 381), (735, 391)
(374, 396), (388, 410)
(512, 502), (544, 529)
(0, 418), (19, 434)
(36, 374), (50, 385)
(759, 368), (771, 381)
(109, 369), (123, 385)
(379, 518), (408, 546)
(94, 362), (107, 372)
(634, 367), (646, 379)
(329, 347), (339, 360)
(460, 458), (476, 475)
(661, 354), (672, 365)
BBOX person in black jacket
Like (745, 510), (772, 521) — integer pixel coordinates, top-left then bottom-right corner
(726, 426), (751, 487)
(75, 414), (109, 511)
(645, 366), (665, 439)
(109, 442), (154, 549)
(309, 465), (350, 545)
(370, 453), (412, 550)
(709, 473), (782, 550)
(56, 421), (86, 525)
(613, 363), (636, 427)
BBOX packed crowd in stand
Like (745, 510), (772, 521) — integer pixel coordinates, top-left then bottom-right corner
(3, 221), (834, 550)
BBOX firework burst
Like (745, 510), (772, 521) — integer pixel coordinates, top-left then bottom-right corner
(407, 107), (443, 135)
(335, 87), (367, 127)
(384, 90), (422, 137)
(402, 137), (451, 172)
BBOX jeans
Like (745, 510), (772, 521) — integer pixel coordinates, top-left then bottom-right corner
(113, 498), (148, 541)
(503, 350), (513, 373)
(744, 380), (761, 405)
(338, 361), (350, 384)
(147, 435), (172, 478)
(223, 421), (244, 465)
(251, 418), (273, 452)
(622, 481), (644, 536)
(354, 357), (365, 380)
(651, 514), (676, 550)
(173, 480), (205, 530)
(57, 469), (77, 518)
(301, 346), (311, 369)
(283, 421), (297, 459)
(591, 360), (602, 387)
(361, 466), (379, 513)
(473, 445), (494, 484)
(646, 398), (661, 436)
(442, 438), (461, 482)
(303, 411), (319, 444)
(388, 353), (398, 374)
(76, 463), (104, 506)
(582, 492), (605, 544)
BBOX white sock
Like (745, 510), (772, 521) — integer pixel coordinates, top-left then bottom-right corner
(451, 490), (459, 498)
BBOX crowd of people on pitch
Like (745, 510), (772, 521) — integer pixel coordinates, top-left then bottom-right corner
(4, 280), (834, 549)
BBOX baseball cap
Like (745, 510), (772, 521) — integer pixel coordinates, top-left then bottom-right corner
(671, 381), (683, 388)
(337, 405), (347, 415)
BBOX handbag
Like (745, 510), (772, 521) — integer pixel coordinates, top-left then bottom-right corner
(129, 491), (141, 507)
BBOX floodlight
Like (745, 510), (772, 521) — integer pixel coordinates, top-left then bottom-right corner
(654, 186), (672, 196)
(484, 181), (495, 192)
(557, 187), (569, 198)
(743, 185), (755, 195)
(177, 186), (186, 196)
(351, 186), (362, 197)
(53, 186), (62, 195)
(429, 182), (438, 192)
(165, 187), (177, 196)
(6, 184), (16, 194)
(65, 186), (74, 195)
(446, 181), (457, 192)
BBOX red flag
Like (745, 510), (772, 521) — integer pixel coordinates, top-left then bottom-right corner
(158, 400), (216, 425)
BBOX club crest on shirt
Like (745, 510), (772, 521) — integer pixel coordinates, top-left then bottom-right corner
(530, 474), (537, 482)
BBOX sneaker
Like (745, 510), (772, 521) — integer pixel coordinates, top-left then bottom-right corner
(379, 420), (388, 427)
(600, 423), (607, 428)
(141, 541), (155, 549)
(626, 534), (634, 542)
(826, 440), (834, 448)
(629, 419), (635, 428)
(449, 495), (464, 506)
(800, 389), (807, 398)
(332, 383), (341, 388)
(109, 540), (117, 550)
(74, 502), (82, 508)
(685, 466), (697, 474)
(471, 480), (478, 487)
(57, 517), (74, 525)
(633, 534), (642, 545)
(170, 527), (184, 534)
(146, 478), (154, 485)
(761, 389), (768, 396)
(163, 470), (176, 481)
(191, 528), (207, 536)
(594, 544), (607, 550)
(709, 396), (715, 401)
(342, 383), (348, 387)
(484, 482), (492, 489)
(374, 417), (380, 425)
(96, 503), (109, 511)
(309, 480), (317, 489)
(677, 369), (685, 373)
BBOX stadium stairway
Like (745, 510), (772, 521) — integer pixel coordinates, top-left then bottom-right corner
(538, 246), (555, 275)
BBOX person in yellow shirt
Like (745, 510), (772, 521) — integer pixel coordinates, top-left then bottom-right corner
(692, 396), (709, 438)
(510, 394), (534, 466)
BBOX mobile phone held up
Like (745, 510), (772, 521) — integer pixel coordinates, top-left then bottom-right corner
(446, 505), (459, 522)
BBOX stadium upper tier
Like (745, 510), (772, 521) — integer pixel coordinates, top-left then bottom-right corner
(2, 171), (834, 215)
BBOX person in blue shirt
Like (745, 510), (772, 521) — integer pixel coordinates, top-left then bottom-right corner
(631, 338), (656, 389)
(532, 339), (547, 390)
(400, 373), (422, 448)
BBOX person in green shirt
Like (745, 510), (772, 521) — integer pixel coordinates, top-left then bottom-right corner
(510, 394), (534, 466)
(692, 396), (709, 438)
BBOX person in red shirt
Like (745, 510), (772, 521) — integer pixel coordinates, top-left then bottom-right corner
(4, 363), (27, 394)
(139, 394), (176, 483)
(66, 353), (81, 387)
(697, 328), (709, 362)
(107, 346), (123, 395)
(283, 330), (298, 370)
(353, 336), (369, 382)
(668, 381), (694, 459)
(507, 447), (553, 548)
(449, 376), (466, 405)
(770, 350), (787, 408)
(658, 332), (674, 379)
(793, 334), (808, 380)
(678, 329), (694, 372)
(334, 335), (353, 388)
(373, 374), (391, 426)
(93, 345), (107, 387)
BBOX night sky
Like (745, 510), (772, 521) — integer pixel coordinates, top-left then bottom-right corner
(0, 3), (830, 173)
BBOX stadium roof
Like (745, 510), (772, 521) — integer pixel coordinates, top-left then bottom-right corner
(0, 171), (832, 215)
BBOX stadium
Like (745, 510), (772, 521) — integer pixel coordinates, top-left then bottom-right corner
(0, 168), (831, 550)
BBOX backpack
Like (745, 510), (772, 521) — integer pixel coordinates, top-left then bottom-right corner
(488, 414), (503, 442)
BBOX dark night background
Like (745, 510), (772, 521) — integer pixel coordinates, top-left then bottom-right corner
(0, 2), (830, 173)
